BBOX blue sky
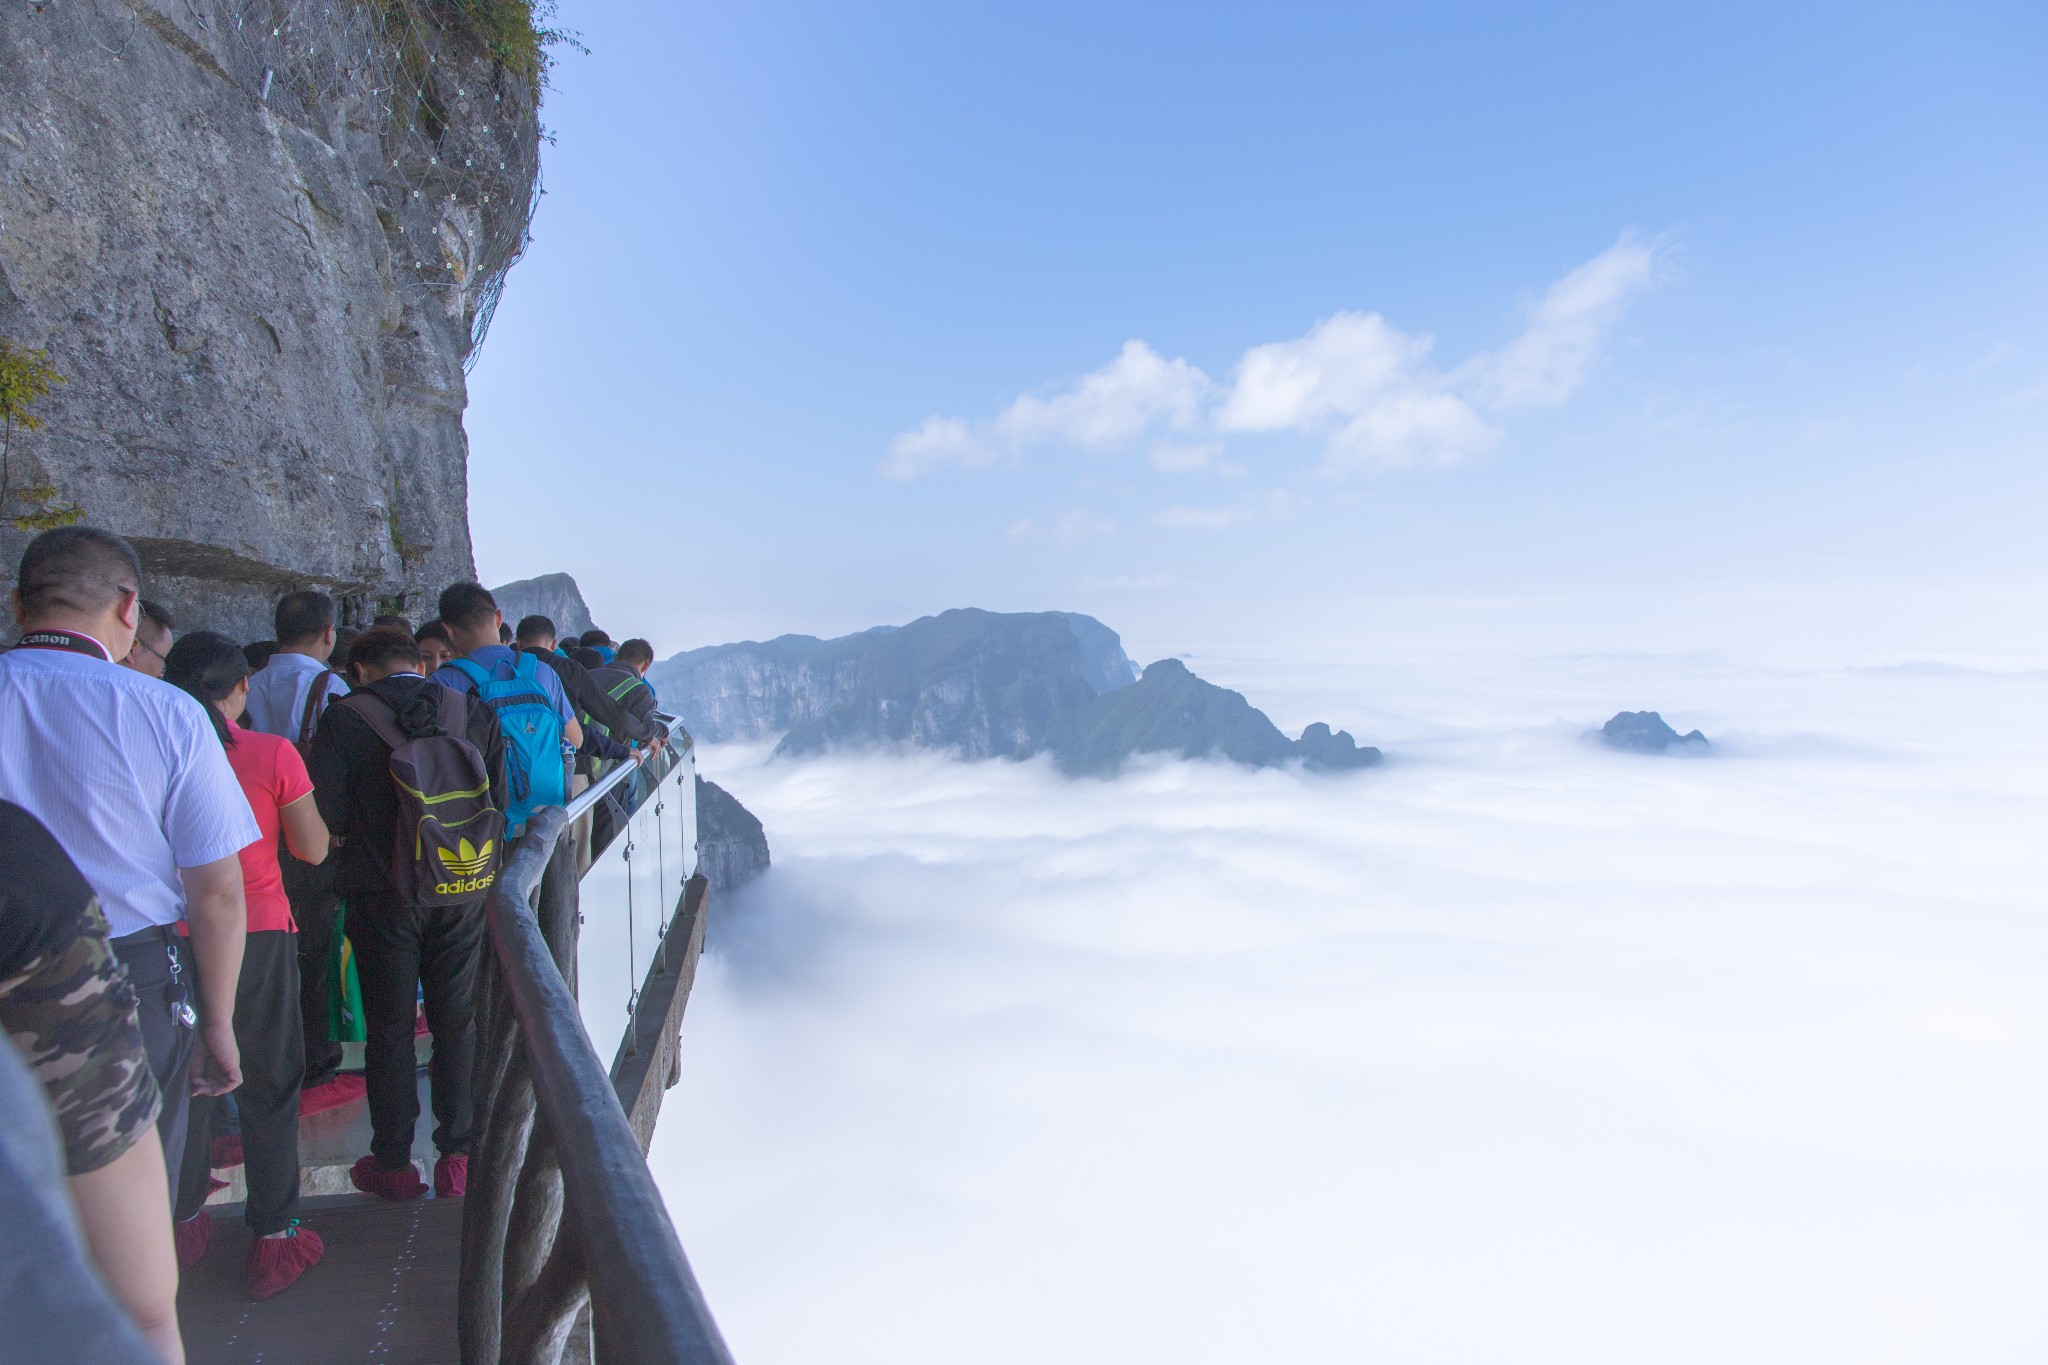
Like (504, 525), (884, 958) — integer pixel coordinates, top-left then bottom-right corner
(467, 0), (2047, 661)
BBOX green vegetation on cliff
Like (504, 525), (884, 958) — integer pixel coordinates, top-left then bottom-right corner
(367, 0), (578, 93)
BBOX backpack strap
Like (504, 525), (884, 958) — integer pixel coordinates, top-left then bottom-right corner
(335, 690), (410, 752)
(337, 683), (468, 752)
(606, 675), (646, 702)
(297, 669), (340, 751)
(445, 657), (491, 691)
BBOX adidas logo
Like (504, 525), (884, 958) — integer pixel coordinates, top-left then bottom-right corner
(436, 837), (495, 877)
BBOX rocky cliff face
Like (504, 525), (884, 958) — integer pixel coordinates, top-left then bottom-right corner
(650, 629), (895, 743)
(1045, 658), (1382, 776)
(650, 610), (1142, 751)
(491, 571), (596, 639)
(695, 776), (770, 895)
(0, 0), (541, 638)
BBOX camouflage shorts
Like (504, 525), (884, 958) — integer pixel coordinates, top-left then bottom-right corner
(0, 898), (163, 1176)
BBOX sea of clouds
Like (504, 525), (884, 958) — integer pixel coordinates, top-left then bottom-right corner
(637, 641), (2046, 1364)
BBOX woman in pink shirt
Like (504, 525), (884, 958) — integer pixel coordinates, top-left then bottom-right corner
(162, 632), (331, 1301)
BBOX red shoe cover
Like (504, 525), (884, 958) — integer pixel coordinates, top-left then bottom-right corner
(245, 1224), (324, 1300)
(210, 1134), (244, 1168)
(174, 1212), (213, 1270)
(414, 1011), (431, 1038)
(299, 1073), (366, 1118)
(348, 1154), (426, 1201)
(434, 1153), (468, 1199)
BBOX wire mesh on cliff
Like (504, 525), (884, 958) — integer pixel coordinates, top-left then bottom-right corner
(54, 0), (557, 369)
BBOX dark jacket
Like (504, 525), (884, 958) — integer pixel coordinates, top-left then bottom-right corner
(586, 664), (658, 746)
(521, 646), (654, 760)
(308, 674), (507, 905)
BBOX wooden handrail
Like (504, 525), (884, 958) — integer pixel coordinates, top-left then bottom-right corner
(462, 786), (734, 1364)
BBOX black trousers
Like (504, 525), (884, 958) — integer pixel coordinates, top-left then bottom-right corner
(346, 896), (485, 1168)
(283, 854), (343, 1087)
(109, 928), (197, 1210)
(173, 930), (304, 1234)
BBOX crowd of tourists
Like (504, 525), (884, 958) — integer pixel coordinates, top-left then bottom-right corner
(0, 526), (668, 1363)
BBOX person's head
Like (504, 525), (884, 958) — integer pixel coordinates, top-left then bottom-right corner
(568, 646), (604, 671)
(514, 614), (556, 651)
(372, 613), (414, 633)
(348, 626), (424, 685)
(437, 582), (502, 655)
(580, 629), (613, 649)
(122, 598), (175, 677)
(244, 639), (279, 672)
(498, 622), (513, 646)
(415, 619), (455, 674)
(615, 638), (654, 677)
(163, 630), (252, 749)
(11, 526), (145, 659)
(274, 590), (338, 661)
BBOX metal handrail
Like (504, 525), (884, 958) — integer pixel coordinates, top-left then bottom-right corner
(563, 711), (692, 824)
(480, 807), (735, 1364)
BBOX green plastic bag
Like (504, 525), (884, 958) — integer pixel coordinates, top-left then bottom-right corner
(327, 915), (367, 1044)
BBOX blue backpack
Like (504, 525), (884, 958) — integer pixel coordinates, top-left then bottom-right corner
(447, 653), (566, 836)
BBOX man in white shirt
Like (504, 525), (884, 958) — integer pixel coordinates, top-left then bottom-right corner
(0, 527), (254, 1198)
(243, 590), (350, 742)
(240, 589), (354, 1092)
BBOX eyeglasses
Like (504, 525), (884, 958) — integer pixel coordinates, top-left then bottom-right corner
(130, 634), (168, 665)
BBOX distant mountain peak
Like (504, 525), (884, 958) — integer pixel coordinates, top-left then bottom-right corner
(1595, 711), (1710, 754)
(490, 572), (597, 640)
(649, 608), (1380, 777)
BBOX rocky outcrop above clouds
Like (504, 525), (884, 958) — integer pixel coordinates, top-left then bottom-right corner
(0, 0), (541, 638)
(1045, 659), (1382, 776)
(695, 776), (770, 895)
(1595, 711), (1709, 754)
(492, 572), (596, 639)
(652, 607), (1382, 777)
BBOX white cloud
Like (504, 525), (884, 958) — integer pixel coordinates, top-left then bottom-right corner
(884, 232), (1662, 484)
(882, 416), (996, 479)
(1214, 311), (1434, 432)
(887, 343), (1210, 478)
(1210, 310), (1500, 472)
(994, 341), (1209, 450)
(1324, 387), (1500, 471)
(1469, 232), (1662, 408)
(652, 653), (2046, 1364)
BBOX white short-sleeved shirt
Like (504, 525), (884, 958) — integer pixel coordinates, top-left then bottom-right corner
(243, 650), (350, 741)
(0, 644), (261, 938)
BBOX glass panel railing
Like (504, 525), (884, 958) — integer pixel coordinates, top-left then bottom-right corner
(575, 735), (697, 1052)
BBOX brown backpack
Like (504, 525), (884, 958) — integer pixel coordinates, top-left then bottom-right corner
(336, 683), (505, 906)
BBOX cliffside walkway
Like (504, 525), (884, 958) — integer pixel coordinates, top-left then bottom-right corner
(180, 1195), (465, 1362)
(176, 729), (735, 1364)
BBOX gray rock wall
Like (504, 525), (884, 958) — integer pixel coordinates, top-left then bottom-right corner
(0, 0), (540, 640)
(491, 571), (596, 640)
(695, 776), (769, 895)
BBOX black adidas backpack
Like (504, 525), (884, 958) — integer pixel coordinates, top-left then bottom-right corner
(336, 683), (505, 906)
